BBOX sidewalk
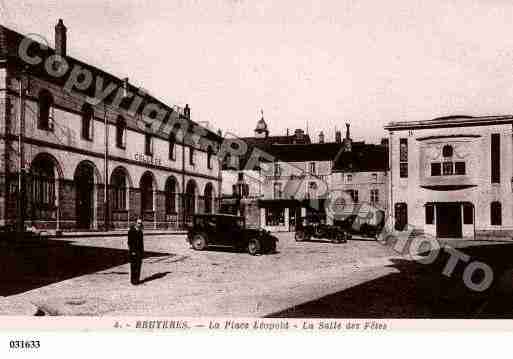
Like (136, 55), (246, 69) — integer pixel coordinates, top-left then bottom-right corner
(42, 229), (186, 239)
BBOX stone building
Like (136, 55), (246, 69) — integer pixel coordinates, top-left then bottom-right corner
(385, 115), (513, 239)
(222, 114), (389, 232)
(330, 126), (389, 222)
(0, 20), (222, 232)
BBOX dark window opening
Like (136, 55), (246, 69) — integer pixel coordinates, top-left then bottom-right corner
(395, 203), (408, 231)
(491, 201), (502, 226)
(145, 125), (153, 156)
(169, 133), (176, 160)
(425, 204), (434, 225)
(165, 177), (177, 214)
(400, 162), (408, 178)
(189, 147), (195, 165)
(116, 117), (126, 149)
(81, 104), (93, 141)
(463, 204), (473, 225)
(38, 90), (53, 131)
(207, 147), (213, 169)
(399, 138), (408, 162)
(491, 133), (501, 183)
(442, 145), (453, 158)
(455, 162), (466, 175)
(431, 163), (441, 176)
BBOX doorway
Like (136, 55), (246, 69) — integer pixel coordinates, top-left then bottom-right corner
(436, 203), (462, 238)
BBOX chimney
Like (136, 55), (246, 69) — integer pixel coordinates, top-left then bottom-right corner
(123, 77), (130, 98)
(55, 19), (67, 57)
(318, 131), (325, 144)
(335, 130), (342, 143)
(184, 104), (191, 119)
(345, 123), (351, 140)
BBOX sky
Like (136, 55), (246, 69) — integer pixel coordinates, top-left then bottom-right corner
(2, 0), (513, 143)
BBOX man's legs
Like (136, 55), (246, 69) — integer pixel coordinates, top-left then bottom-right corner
(130, 258), (140, 285)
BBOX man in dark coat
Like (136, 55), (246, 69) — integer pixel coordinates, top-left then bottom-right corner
(128, 218), (144, 285)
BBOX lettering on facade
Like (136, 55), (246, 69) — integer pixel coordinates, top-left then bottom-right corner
(134, 153), (162, 166)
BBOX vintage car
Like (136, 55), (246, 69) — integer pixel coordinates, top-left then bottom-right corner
(186, 214), (277, 255)
(335, 211), (386, 238)
(294, 215), (350, 243)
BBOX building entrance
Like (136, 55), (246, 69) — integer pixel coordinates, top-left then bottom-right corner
(436, 203), (462, 238)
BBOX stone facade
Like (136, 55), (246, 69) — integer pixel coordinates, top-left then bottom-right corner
(0, 22), (222, 232)
(386, 116), (513, 239)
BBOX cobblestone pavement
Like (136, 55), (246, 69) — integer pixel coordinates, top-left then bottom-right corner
(5, 233), (513, 317)
(4, 233), (403, 316)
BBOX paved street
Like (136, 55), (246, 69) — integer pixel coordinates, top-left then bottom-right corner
(3, 232), (513, 317)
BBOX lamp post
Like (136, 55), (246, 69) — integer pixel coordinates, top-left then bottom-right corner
(103, 103), (110, 230)
(16, 68), (28, 239)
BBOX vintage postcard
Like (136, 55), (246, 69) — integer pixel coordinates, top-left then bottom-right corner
(1, 0), (513, 353)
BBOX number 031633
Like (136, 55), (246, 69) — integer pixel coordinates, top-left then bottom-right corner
(9, 340), (40, 350)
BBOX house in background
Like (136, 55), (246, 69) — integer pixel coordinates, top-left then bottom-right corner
(330, 127), (389, 224)
(221, 114), (390, 232)
(385, 115), (513, 239)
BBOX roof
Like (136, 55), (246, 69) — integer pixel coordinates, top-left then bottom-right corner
(332, 142), (388, 172)
(194, 213), (243, 219)
(385, 115), (513, 131)
(0, 24), (221, 144)
(241, 133), (312, 146)
(263, 143), (343, 162)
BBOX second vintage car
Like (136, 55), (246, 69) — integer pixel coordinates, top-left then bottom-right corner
(186, 214), (277, 255)
(294, 214), (351, 243)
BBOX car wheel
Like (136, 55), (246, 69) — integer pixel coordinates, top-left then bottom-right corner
(248, 238), (261, 256)
(295, 230), (305, 242)
(191, 233), (207, 251)
(336, 232), (347, 243)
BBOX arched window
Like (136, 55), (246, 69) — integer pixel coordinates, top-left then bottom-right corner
(204, 183), (214, 214)
(169, 132), (176, 160)
(442, 145), (453, 158)
(185, 180), (197, 216)
(111, 168), (128, 210)
(491, 201), (502, 226)
(38, 90), (53, 130)
(81, 103), (93, 141)
(31, 157), (55, 208)
(140, 173), (154, 213)
(165, 177), (177, 214)
(394, 203), (408, 231)
(116, 116), (126, 149)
